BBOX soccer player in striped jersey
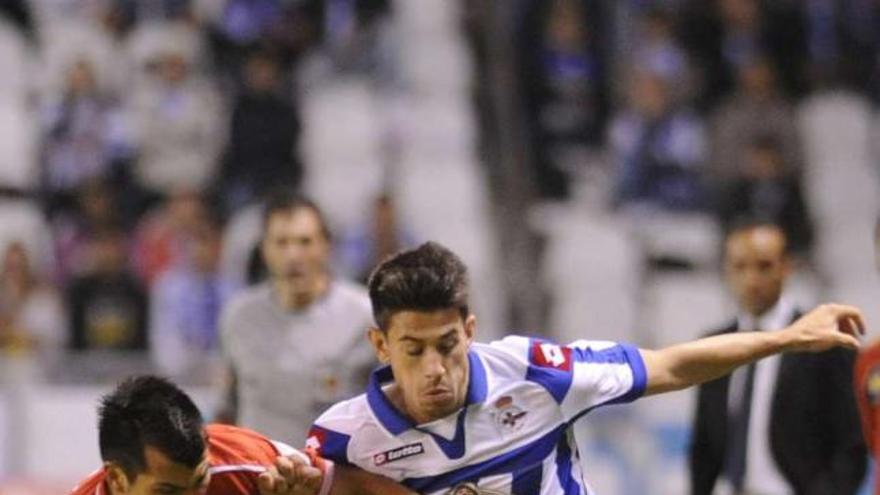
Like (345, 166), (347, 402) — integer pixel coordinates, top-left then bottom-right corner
(307, 242), (864, 495)
(70, 375), (414, 495)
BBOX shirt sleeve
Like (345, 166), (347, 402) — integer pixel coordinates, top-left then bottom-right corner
(493, 336), (647, 422)
(305, 423), (353, 466)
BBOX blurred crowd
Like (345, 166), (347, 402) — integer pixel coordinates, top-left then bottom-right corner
(0, 0), (877, 389)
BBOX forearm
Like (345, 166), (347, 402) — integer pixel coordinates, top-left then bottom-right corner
(642, 330), (789, 395)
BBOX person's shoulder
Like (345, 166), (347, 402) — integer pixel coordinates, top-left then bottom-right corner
(204, 424), (278, 467)
(328, 279), (370, 306)
(472, 336), (539, 378)
(222, 284), (272, 320)
(311, 393), (372, 434)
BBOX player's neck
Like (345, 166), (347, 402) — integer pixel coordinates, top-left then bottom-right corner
(272, 275), (329, 311)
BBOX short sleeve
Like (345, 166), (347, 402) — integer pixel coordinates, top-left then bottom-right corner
(495, 337), (646, 422)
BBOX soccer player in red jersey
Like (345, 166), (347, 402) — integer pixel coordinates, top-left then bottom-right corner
(69, 375), (413, 495)
(854, 221), (880, 495)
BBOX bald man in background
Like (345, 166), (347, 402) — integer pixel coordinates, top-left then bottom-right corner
(690, 220), (865, 495)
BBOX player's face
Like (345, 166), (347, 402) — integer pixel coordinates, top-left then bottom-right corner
(370, 309), (475, 424)
(262, 208), (330, 289)
(724, 226), (790, 317)
(110, 446), (210, 495)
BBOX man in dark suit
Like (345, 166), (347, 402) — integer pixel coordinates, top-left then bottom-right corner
(689, 221), (865, 495)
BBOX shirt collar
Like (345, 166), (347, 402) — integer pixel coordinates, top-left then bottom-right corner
(737, 296), (795, 331)
(366, 350), (488, 435)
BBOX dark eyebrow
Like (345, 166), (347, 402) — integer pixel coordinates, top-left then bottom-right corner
(398, 330), (458, 344)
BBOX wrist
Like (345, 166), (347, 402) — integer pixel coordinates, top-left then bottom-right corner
(774, 326), (799, 353)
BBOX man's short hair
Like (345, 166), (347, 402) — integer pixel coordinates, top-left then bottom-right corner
(261, 189), (331, 241)
(724, 217), (789, 255)
(367, 241), (470, 330)
(98, 375), (205, 479)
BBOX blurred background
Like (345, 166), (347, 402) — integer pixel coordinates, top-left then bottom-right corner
(0, 0), (878, 493)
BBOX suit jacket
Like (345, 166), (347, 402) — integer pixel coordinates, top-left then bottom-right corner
(689, 313), (866, 495)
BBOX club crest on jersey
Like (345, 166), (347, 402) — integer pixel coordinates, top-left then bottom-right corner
(868, 366), (880, 405)
(446, 482), (505, 494)
(491, 395), (528, 432)
(373, 442), (424, 466)
(530, 341), (573, 371)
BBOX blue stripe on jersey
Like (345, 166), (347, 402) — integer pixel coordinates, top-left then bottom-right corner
(402, 425), (568, 493)
(309, 425), (352, 465)
(566, 344), (648, 425)
(414, 407), (468, 460)
(526, 363), (573, 403)
(525, 338), (573, 403)
(555, 432), (582, 495)
(570, 343), (647, 405)
(511, 463), (543, 494)
(602, 344), (647, 405)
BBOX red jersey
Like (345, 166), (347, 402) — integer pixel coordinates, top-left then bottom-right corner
(855, 342), (880, 495)
(69, 424), (302, 495)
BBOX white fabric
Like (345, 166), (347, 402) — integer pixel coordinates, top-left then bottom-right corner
(716, 298), (796, 495)
(309, 337), (646, 494)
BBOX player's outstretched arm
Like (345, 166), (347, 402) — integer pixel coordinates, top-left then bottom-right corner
(257, 455), (417, 495)
(640, 303), (865, 396)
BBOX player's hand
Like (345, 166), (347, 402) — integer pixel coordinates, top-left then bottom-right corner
(257, 455), (324, 495)
(783, 303), (865, 352)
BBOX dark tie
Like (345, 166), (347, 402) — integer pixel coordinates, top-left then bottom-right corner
(724, 361), (756, 493)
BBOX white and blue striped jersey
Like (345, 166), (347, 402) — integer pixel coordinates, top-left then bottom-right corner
(306, 336), (647, 495)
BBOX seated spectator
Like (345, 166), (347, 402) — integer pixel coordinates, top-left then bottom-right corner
(338, 193), (416, 283)
(0, 241), (64, 360)
(678, 0), (807, 110)
(150, 212), (236, 379)
(220, 50), (302, 211)
(800, 0), (880, 95)
(520, 0), (610, 201)
(131, 189), (209, 285)
(710, 56), (802, 185)
(719, 135), (813, 256)
(633, 6), (690, 93)
(40, 58), (131, 218)
(129, 49), (224, 204)
(610, 69), (708, 212)
(51, 178), (126, 285)
(67, 228), (148, 352)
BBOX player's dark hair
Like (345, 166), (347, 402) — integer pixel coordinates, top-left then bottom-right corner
(260, 189), (332, 241)
(98, 375), (205, 480)
(368, 241), (470, 330)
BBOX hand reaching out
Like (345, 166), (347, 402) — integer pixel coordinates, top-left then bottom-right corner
(783, 304), (866, 353)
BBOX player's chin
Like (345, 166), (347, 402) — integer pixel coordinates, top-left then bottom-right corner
(421, 392), (456, 412)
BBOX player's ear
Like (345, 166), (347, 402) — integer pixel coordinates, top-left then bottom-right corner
(105, 463), (131, 494)
(368, 326), (391, 364)
(464, 314), (476, 345)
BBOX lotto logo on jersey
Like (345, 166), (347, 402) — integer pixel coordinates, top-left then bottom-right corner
(373, 442), (424, 466)
(305, 428), (326, 455)
(530, 341), (573, 371)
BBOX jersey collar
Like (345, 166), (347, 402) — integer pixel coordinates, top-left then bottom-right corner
(367, 350), (488, 435)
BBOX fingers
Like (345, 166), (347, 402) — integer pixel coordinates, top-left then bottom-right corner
(836, 332), (861, 351)
(258, 470), (278, 495)
(825, 304), (867, 335)
(269, 455), (324, 495)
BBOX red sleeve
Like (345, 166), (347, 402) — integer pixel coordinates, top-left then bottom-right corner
(204, 424), (281, 494)
(855, 346), (880, 452)
(69, 469), (106, 495)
